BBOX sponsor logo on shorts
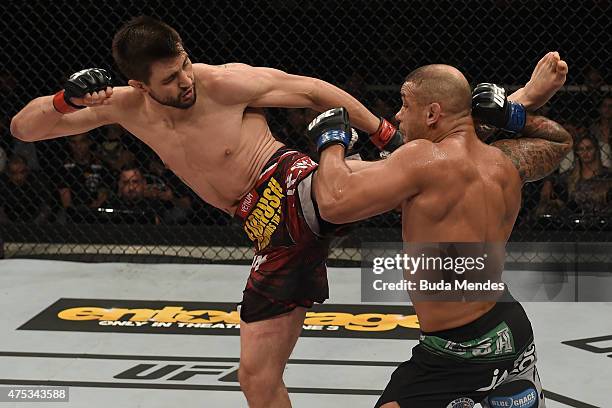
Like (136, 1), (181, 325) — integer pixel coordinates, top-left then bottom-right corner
(438, 323), (514, 359)
(446, 397), (475, 408)
(488, 388), (537, 408)
(19, 298), (421, 339)
(243, 177), (284, 250)
(477, 343), (536, 392)
(237, 191), (258, 219)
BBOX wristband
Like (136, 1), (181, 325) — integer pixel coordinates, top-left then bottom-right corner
(506, 102), (526, 133)
(317, 129), (351, 151)
(52, 90), (84, 114)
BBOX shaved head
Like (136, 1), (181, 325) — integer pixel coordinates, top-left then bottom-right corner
(403, 64), (471, 115)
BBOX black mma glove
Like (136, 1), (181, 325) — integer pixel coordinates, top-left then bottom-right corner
(472, 83), (526, 133)
(307, 107), (352, 153)
(53, 68), (112, 114)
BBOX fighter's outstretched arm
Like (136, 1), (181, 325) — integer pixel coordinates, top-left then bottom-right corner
(11, 68), (118, 141)
(11, 96), (116, 141)
(209, 63), (381, 134)
(313, 141), (431, 224)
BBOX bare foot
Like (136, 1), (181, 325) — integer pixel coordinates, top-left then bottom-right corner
(522, 51), (569, 110)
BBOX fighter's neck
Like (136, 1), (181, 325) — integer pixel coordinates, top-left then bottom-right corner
(431, 117), (475, 143)
(143, 97), (196, 123)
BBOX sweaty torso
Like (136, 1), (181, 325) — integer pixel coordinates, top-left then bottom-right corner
(402, 134), (522, 332)
(111, 64), (283, 215)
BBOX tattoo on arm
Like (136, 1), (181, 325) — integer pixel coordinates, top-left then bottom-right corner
(492, 115), (572, 184)
(475, 124), (498, 142)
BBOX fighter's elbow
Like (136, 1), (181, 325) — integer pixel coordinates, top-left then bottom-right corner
(561, 129), (573, 155)
(308, 78), (327, 106)
(10, 115), (46, 142)
(9, 116), (26, 141)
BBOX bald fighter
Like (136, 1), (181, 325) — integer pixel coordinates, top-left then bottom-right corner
(310, 55), (571, 407)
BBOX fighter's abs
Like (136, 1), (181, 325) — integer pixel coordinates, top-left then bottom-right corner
(125, 107), (283, 215)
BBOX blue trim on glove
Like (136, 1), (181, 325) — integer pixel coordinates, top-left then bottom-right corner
(506, 102), (526, 133)
(317, 129), (351, 151)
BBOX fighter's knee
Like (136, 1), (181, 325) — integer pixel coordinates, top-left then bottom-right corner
(238, 365), (284, 406)
(238, 361), (282, 392)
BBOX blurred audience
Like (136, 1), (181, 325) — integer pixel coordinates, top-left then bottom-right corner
(56, 133), (113, 221)
(589, 96), (612, 168)
(144, 158), (193, 224)
(0, 144), (6, 174)
(97, 125), (136, 174)
(537, 134), (612, 217)
(557, 121), (588, 173)
(101, 165), (167, 224)
(0, 155), (53, 223)
(276, 109), (314, 154)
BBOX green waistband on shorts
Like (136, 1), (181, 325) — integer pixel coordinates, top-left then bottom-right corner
(419, 321), (516, 361)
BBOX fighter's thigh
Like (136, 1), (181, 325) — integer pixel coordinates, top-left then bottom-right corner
(239, 306), (306, 375)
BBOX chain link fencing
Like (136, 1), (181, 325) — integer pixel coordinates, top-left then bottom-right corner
(0, 0), (610, 263)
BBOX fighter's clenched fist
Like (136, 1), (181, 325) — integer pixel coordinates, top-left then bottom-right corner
(53, 68), (113, 113)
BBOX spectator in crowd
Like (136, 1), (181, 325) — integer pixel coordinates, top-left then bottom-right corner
(0, 144), (6, 174)
(371, 96), (396, 124)
(13, 139), (40, 172)
(537, 134), (612, 217)
(276, 108), (313, 154)
(144, 158), (193, 224)
(102, 165), (166, 224)
(343, 71), (368, 103)
(0, 155), (53, 223)
(589, 96), (612, 168)
(57, 132), (113, 221)
(583, 65), (605, 92)
(97, 124), (136, 174)
(557, 121), (588, 173)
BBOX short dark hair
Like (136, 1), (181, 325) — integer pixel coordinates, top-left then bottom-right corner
(112, 16), (184, 83)
(120, 163), (142, 175)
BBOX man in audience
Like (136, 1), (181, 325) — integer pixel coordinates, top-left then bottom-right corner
(0, 155), (53, 223)
(102, 165), (166, 224)
(144, 158), (193, 224)
(56, 132), (113, 222)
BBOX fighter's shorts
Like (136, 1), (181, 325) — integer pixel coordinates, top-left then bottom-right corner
(235, 147), (330, 323)
(375, 289), (546, 408)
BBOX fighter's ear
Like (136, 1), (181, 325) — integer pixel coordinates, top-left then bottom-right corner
(426, 103), (442, 126)
(128, 79), (147, 94)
